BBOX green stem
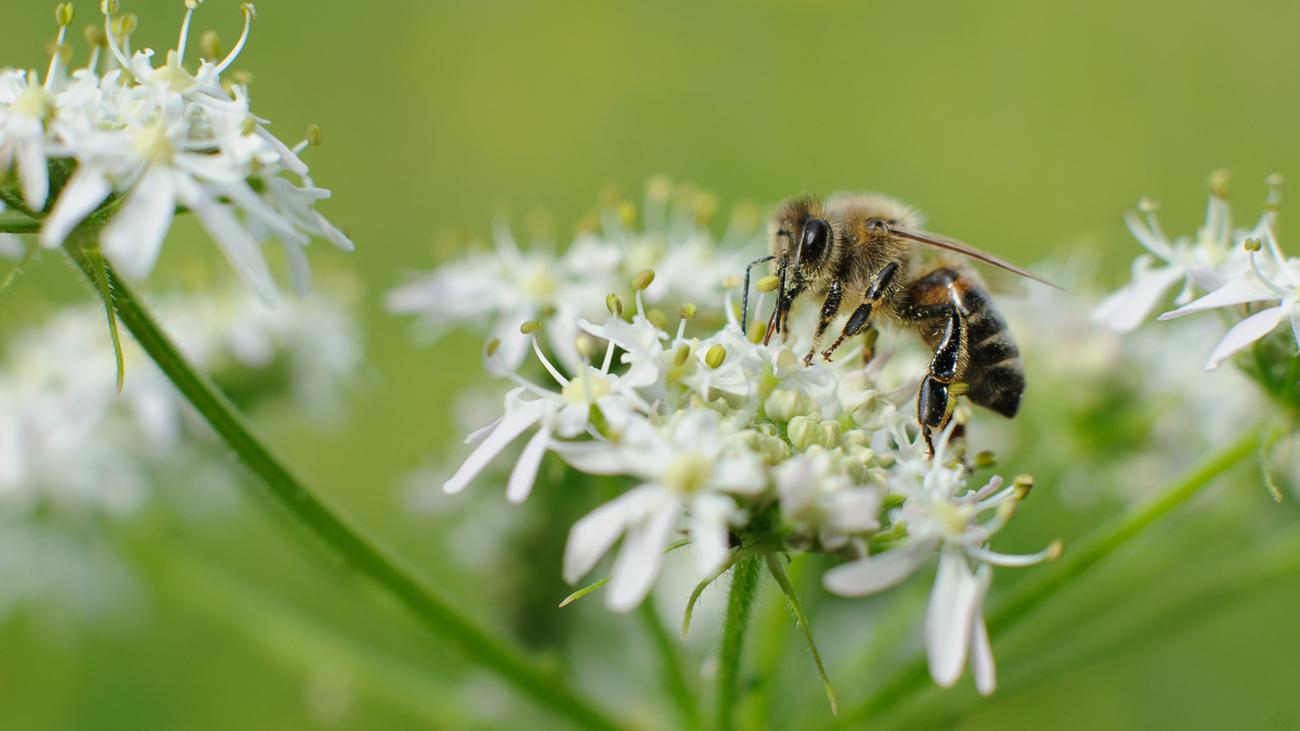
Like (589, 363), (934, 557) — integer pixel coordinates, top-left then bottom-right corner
(0, 219), (40, 234)
(716, 553), (762, 731)
(0, 241), (40, 302)
(64, 237), (629, 731)
(821, 425), (1268, 731)
(637, 600), (701, 731)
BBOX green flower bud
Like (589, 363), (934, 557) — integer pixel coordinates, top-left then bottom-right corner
(788, 415), (817, 451)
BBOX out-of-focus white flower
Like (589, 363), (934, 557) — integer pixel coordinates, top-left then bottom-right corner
(1158, 237), (1300, 369)
(775, 450), (881, 551)
(0, 2), (352, 301)
(0, 280), (361, 621)
(388, 178), (761, 372)
(559, 410), (764, 611)
(1093, 177), (1254, 332)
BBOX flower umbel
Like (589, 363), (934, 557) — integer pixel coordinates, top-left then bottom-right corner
(0, 1), (353, 301)
(418, 184), (1058, 698)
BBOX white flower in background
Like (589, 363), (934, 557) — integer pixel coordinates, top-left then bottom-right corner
(0, 281), (361, 621)
(1099, 174), (1299, 375)
(1093, 174), (1255, 332)
(1158, 237), (1300, 369)
(559, 410), (765, 611)
(388, 178), (763, 372)
(823, 430), (1058, 694)
(387, 225), (606, 373)
(0, 2), (352, 301)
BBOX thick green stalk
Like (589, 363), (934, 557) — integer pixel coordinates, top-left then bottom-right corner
(717, 553), (762, 731)
(637, 600), (701, 730)
(821, 425), (1267, 731)
(65, 238), (628, 731)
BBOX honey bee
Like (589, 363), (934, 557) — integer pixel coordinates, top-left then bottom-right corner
(741, 193), (1056, 456)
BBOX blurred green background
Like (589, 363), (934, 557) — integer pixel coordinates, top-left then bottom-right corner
(5, 0), (1300, 729)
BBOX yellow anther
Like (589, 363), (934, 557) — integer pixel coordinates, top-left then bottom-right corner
(519, 320), (542, 335)
(973, 450), (997, 470)
(55, 3), (75, 27)
(241, 3), (257, 20)
(705, 344), (727, 369)
(1244, 237), (1263, 252)
(673, 344), (692, 368)
(1137, 197), (1159, 213)
(632, 268), (655, 291)
(606, 293), (624, 317)
(101, 0), (120, 16)
(1209, 169), (1231, 199)
(485, 338), (501, 358)
(721, 274), (742, 290)
(1012, 474), (1034, 500)
(679, 303), (697, 320)
(84, 24), (106, 47)
(575, 335), (595, 359)
(747, 321), (767, 344)
(305, 123), (323, 147)
(756, 274), (779, 293)
(1045, 540), (1064, 561)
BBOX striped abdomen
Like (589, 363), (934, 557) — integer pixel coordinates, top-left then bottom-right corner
(899, 267), (1025, 418)
(956, 284), (1023, 417)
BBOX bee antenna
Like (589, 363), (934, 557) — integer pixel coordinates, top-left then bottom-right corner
(741, 255), (776, 328)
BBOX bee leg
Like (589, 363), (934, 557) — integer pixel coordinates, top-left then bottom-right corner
(916, 304), (967, 459)
(820, 262), (899, 362)
(803, 280), (842, 366)
(740, 255), (776, 329)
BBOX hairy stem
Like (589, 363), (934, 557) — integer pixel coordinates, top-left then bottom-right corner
(717, 553), (762, 731)
(821, 425), (1267, 731)
(65, 236), (629, 731)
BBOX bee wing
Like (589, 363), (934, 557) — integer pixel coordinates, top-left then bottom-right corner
(890, 227), (1062, 290)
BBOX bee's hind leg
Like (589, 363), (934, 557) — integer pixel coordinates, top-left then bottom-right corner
(915, 302), (967, 459)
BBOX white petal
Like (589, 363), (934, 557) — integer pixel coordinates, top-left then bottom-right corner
(16, 134), (48, 210)
(1158, 276), (1281, 320)
(189, 193), (277, 303)
(926, 549), (979, 688)
(551, 440), (629, 475)
(1290, 304), (1300, 353)
(1205, 306), (1284, 370)
(442, 402), (545, 494)
(562, 483), (660, 583)
(102, 168), (176, 280)
(970, 567), (996, 696)
(506, 425), (550, 504)
(280, 239), (313, 296)
(40, 166), (112, 248)
(689, 493), (733, 577)
(606, 499), (678, 612)
(822, 538), (936, 597)
(1091, 262), (1183, 332)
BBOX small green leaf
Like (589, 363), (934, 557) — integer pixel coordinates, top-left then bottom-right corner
(765, 552), (838, 715)
(84, 243), (127, 393)
(558, 577), (609, 608)
(682, 549), (740, 638)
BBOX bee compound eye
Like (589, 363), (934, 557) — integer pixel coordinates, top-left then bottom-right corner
(800, 217), (830, 262)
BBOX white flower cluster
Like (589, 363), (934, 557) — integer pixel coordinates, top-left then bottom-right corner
(387, 178), (756, 374)
(1095, 173), (1299, 369)
(0, 283), (361, 620)
(0, 1), (352, 301)
(421, 193), (1058, 695)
